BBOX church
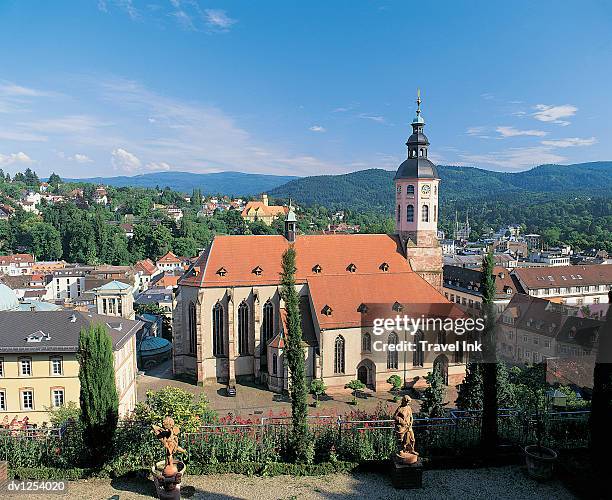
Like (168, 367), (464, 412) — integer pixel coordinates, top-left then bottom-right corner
(173, 95), (466, 392)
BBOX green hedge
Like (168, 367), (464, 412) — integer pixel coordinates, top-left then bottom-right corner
(9, 461), (359, 480)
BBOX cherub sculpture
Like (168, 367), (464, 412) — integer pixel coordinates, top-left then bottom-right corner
(393, 395), (419, 464)
(151, 416), (186, 476)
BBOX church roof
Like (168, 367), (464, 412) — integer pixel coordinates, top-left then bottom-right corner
(394, 157), (439, 180)
(179, 234), (411, 288)
(307, 273), (462, 330)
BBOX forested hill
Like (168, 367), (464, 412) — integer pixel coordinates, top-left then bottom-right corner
(269, 162), (612, 212)
(64, 171), (298, 196)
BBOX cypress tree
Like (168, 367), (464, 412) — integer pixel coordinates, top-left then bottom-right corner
(280, 246), (311, 462)
(480, 249), (499, 452)
(456, 362), (483, 411)
(420, 366), (447, 418)
(78, 323), (119, 465)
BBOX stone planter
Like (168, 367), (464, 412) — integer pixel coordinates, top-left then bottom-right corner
(524, 445), (557, 480)
(152, 460), (186, 499)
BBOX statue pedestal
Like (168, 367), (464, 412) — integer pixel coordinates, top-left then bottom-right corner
(391, 456), (423, 489)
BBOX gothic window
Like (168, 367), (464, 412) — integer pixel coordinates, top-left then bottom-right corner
(238, 301), (250, 355)
(407, 204), (414, 223)
(387, 333), (399, 369)
(272, 353), (278, 375)
(407, 185), (415, 196)
(422, 204), (429, 222)
(362, 333), (371, 352)
(212, 302), (224, 357)
(262, 300), (274, 346)
(334, 335), (345, 374)
(188, 302), (197, 354)
(413, 330), (424, 367)
(397, 204), (401, 222)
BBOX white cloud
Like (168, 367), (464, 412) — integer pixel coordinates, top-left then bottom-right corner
(73, 153), (93, 163)
(496, 126), (547, 138)
(532, 104), (577, 126)
(460, 146), (565, 171)
(0, 82), (53, 98)
(466, 126), (486, 136)
(0, 152), (34, 166)
(204, 9), (237, 31)
(171, 9), (195, 31)
(541, 137), (597, 148)
(359, 114), (385, 123)
(145, 161), (172, 171)
(24, 115), (110, 134)
(309, 125), (326, 133)
(111, 148), (141, 173)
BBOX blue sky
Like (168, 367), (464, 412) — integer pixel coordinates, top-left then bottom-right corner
(0, 0), (611, 178)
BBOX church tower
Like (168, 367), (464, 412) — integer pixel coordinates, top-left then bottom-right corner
(394, 90), (443, 290)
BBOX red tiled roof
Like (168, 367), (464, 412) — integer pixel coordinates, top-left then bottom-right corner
(241, 201), (288, 218)
(0, 253), (34, 265)
(513, 265), (612, 290)
(307, 273), (461, 330)
(135, 258), (157, 275)
(179, 234), (411, 288)
(156, 251), (181, 264)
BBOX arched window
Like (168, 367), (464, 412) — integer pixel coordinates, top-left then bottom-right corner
(272, 353), (278, 375)
(262, 300), (274, 346)
(238, 301), (250, 356)
(407, 204), (414, 223)
(212, 302), (224, 357)
(422, 204), (429, 222)
(362, 333), (371, 352)
(334, 335), (345, 374)
(387, 333), (398, 369)
(413, 330), (424, 367)
(397, 204), (401, 222)
(188, 302), (197, 354)
(407, 185), (415, 196)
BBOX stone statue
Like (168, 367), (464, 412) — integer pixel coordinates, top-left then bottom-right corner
(393, 395), (419, 464)
(151, 416), (186, 477)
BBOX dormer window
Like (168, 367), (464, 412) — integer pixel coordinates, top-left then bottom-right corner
(407, 185), (415, 196)
(252, 266), (263, 276)
(392, 301), (403, 312)
(312, 264), (322, 274)
(322, 305), (333, 316)
(357, 303), (369, 313)
(379, 262), (389, 272)
(346, 263), (357, 273)
(216, 267), (227, 277)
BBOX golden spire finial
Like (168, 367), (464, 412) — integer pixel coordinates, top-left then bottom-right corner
(416, 88), (422, 115)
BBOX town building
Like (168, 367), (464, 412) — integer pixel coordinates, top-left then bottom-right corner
(0, 253), (34, 276)
(528, 250), (571, 266)
(173, 94), (466, 392)
(511, 265), (612, 306)
(93, 186), (108, 205)
(0, 310), (140, 424)
(241, 194), (288, 225)
(156, 251), (184, 272)
(442, 265), (516, 314)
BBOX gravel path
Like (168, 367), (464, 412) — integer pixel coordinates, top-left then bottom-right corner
(16, 466), (575, 500)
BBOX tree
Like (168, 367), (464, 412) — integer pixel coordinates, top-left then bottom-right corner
(420, 367), (447, 418)
(387, 374), (402, 402)
(48, 172), (62, 189)
(455, 362), (483, 411)
(480, 249), (499, 452)
(280, 246), (311, 463)
(23, 222), (63, 260)
(310, 379), (326, 408)
(345, 379), (365, 405)
(78, 324), (119, 465)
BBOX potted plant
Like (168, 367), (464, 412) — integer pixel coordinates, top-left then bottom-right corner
(514, 363), (558, 480)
